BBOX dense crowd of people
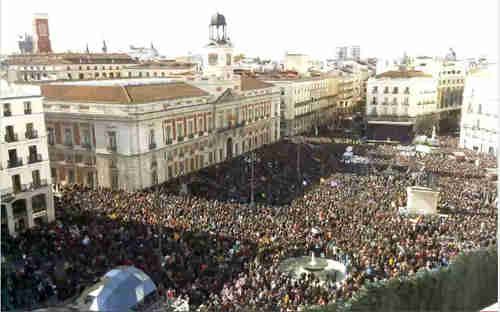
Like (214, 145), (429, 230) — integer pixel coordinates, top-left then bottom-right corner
(2, 135), (497, 312)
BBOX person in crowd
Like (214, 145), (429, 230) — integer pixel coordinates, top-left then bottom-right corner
(2, 135), (496, 312)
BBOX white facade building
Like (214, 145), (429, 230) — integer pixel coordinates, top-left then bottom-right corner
(365, 71), (438, 141)
(284, 54), (311, 75)
(40, 13), (281, 192)
(460, 64), (498, 156)
(366, 71), (438, 119)
(0, 80), (54, 236)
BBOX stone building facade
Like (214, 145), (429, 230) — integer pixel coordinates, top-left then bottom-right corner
(0, 81), (54, 236)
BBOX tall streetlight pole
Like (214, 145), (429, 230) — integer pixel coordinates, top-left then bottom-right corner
(250, 151), (255, 208)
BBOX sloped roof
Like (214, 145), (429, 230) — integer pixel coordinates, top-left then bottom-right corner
(240, 77), (275, 90)
(375, 71), (433, 79)
(41, 81), (209, 103)
(8, 53), (137, 65)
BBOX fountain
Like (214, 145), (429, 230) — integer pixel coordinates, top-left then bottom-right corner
(278, 251), (347, 284)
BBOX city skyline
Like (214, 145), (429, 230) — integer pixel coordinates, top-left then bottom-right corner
(1, 0), (499, 60)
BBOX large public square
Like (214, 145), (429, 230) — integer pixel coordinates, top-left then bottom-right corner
(2, 134), (497, 311)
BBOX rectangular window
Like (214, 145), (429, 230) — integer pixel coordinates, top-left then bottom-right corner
(108, 131), (117, 151)
(164, 124), (172, 143)
(64, 128), (72, 146)
(24, 101), (32, 114)
(235, 108), (240, 123)
(217, 113), (224, 129)
(177, 123), (184, 138)
(32, 170), (41, 187)
(198, 117), (204, 132)
(68, 169), (75, 184)
(12, 175), (21, 193)
(48, 128), (55, 145)
(149, 129), (155, 146)
(188, 120), (194, 135)
(111, 173), (119, 190)
(82, 129), (90, 145)
(3, 103), (11, 116)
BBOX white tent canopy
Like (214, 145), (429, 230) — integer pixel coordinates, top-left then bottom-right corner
(73, 266), (157, 312)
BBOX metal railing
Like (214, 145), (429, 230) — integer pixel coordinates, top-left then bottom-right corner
(177, 136), (184, 142)
(28, 153), (42, 164)
(30, 179), (49, 190)
(5, 133), (18, 143)
(24, 108), (32, 115)
(4, 110), (12, 117)
(64, 141), (74, 148)
(25, 130), (39, 139)
(8, 158), (23, 168)
(165, 139), (173, 145)
(12, 183), (29, 194)
(107, 144), (117, 152)
(149, 142), (157, 150)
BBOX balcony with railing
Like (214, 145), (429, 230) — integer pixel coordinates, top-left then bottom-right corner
(8, 158), (23, 169)
(64, 141), (74, 148)
(24, 108), (32, 115)
(81, 142), (92, 150)
(28, 154), (43, 164)
(25, 130), (39, 140)
(149, 142), (157, 150)
(5, 133), (19, 143)
(177, 136), (184, 142)
(3, 110), (12, 117)
(12, 184), (29, 194)
(107, 144), (117, 152)
(188, 133), (195, 139)
(30, 179), (49, 190)
(165, 138), (173, 145)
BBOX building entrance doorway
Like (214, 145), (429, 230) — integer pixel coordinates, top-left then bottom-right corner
(226, 137), (233, 160)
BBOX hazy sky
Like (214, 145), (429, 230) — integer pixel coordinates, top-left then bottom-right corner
(1, 0), (498, 60)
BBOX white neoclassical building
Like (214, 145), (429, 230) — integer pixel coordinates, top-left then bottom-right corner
(365, 71), (438, 141)
(0, 80), (54, 236)
(41, 13), (281, 191)
(460, 64), (498, 156)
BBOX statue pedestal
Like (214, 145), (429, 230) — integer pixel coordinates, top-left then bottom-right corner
(406, 186), (439, 215)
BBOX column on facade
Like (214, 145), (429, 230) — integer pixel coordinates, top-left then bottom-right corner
(47, 187), (55, 222)
(26, 196), (35, 228)
(6, 204), (15, 236)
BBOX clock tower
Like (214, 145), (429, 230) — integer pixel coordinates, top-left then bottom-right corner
(203, 13), (234, 81)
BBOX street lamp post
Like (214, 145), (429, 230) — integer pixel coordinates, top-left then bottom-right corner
(250, 151), (255, 208)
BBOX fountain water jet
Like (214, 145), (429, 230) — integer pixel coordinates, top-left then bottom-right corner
(278, 251), (347, 284)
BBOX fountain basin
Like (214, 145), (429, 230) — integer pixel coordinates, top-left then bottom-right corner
(278, 256), (347, 283)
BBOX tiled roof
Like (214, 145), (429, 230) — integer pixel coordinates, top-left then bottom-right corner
(126, 62), (196, 70)
(240, 77), (275, 91)
(8, 53), (137, 65)
(41, 82), (209, 104)
(375, 71), (433, 79)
